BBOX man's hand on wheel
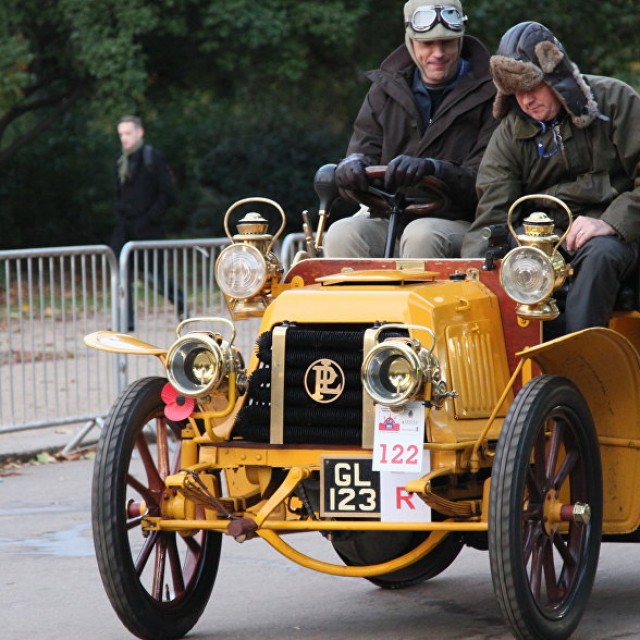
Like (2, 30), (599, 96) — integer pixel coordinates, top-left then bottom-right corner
(335, 153), (370, 192)
(385, 155), (436, 191)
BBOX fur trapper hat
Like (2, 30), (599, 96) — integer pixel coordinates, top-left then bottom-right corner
(490, 22), (601, 127)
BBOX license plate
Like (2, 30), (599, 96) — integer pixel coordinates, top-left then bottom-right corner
(320, 456), (380, 518)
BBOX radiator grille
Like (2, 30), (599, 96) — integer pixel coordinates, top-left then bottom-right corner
(234, 324), (369, 444)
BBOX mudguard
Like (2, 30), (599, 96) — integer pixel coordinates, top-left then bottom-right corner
(519, 327), (640, 533)
(84, 331), (167, 356)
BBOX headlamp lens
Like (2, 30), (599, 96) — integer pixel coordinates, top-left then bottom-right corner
(501, 246), (555, 305)
(166, 336), (224, 396)
(186, 349), (217, 386)
(362, 343), (422, 405)
(408, 5), (466, 32)
(383, 355), (415, 395)
(216, 244), (267, 299)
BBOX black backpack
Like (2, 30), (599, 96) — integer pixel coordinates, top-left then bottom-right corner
(142, 144), (157, 174)
(142, 144), (177, 198)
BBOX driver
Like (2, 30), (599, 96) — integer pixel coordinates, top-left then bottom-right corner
(323, 0), (497, 258)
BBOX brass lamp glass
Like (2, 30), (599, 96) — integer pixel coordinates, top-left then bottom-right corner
(215, 244), (267, 300)
(362, 341), (423, 406)
(166, 335), (225, 397)
(501, 246), (555, 305)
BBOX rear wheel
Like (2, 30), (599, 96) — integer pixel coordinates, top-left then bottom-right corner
(332, 530), (462, 589)
(489, 375), (602, 640)
(92, 376), (221, 640)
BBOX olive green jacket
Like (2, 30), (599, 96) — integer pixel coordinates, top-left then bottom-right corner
(461, 75), (640, 257)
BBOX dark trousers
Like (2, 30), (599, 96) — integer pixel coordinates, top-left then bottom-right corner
(125, 258), (186, 329)
(564, 235), (640, 332)
(111, 224), (186, 330)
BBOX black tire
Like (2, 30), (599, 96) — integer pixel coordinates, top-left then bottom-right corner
(332, 530), (462, 589)
(92, 376), (222, 640)
(489, 375), (602, 640)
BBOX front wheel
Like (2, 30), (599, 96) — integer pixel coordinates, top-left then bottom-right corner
(332, 529), (462, 589)
(92, 376), (222, 640)
(489, 375), (602, 640)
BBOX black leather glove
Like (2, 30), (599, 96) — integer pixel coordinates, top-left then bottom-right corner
(384, 155), (436, 191)
(335, 153), (371, 192)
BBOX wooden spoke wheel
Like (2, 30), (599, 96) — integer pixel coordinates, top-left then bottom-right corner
(489, 375), (602, 640)
(92, 376), (221, 640)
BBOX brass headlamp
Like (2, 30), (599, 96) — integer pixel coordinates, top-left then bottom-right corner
(215, 197), (286, 319)
(165, 318), (246, 398)
(361, 323), (453, 408)
(500, 194), (573, 320)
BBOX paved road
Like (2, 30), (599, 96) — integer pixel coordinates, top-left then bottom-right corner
(2, 457), (640, 640)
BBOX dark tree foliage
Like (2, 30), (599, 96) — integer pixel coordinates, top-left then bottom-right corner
(0, 0), (637, 248)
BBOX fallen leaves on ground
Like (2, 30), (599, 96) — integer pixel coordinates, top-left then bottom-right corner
(0, 459), (27, 477)
(0, 447), (96, 477)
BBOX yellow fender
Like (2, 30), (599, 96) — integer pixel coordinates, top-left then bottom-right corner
(518, 327), (640, 533)
(84, 330), (166, 357)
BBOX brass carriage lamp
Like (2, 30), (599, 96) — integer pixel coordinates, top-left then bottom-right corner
(500, 194), (574, 321)
(361, 323), (454, 409)
(215, 197), (286, 319)
(165, 318), (246, 399)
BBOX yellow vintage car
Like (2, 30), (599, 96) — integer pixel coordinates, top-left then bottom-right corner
(86, 166), (640, 640)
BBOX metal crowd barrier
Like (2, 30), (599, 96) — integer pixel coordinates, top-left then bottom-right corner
(280, 232), (306, 271)
(0, 234), (307, 455)
(115, 238), (261, 391)
(0, 246), (119, 452)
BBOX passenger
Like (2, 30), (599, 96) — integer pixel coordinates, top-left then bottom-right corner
(323, 0), (497, 259)
(461, 22), (640, 334)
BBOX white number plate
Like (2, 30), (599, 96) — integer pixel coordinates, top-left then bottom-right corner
(373, 402), (425, 472)
(320, 456), (380, 518)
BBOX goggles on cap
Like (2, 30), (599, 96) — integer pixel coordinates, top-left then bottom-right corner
(406, 5), (467, 33)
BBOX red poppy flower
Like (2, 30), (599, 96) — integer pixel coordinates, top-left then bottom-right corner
(161, 382), (196, 421)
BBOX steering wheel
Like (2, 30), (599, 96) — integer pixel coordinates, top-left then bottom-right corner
(342, 165), (450, 217)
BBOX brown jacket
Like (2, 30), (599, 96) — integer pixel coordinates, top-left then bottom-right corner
(346, 35), (497, 221)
